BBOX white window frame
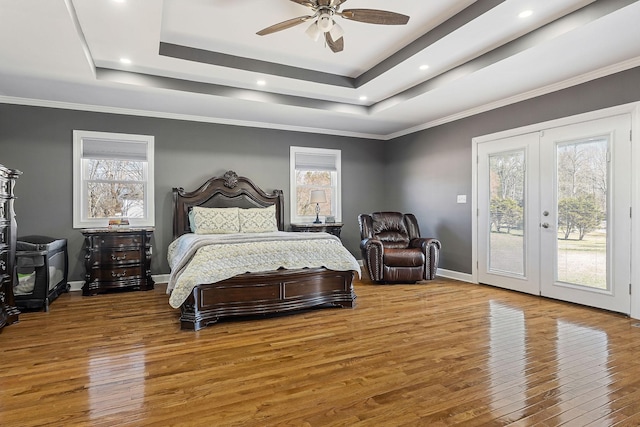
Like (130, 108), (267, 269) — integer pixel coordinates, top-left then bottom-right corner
(290, 146), (342, 224)
(73, 130), (155, 229)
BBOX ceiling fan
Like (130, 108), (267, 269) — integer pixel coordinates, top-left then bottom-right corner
(256, 0), (410, 53)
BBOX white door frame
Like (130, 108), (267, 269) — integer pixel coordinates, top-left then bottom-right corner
(472, 101), (640, 319)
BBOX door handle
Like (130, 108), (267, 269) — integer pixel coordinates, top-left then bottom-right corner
(541, 222), (550, 229)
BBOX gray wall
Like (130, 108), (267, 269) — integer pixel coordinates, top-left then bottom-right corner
(386, 66), (640, 274)
(0, 105), (386, 281)
(1, 66), (639, 282)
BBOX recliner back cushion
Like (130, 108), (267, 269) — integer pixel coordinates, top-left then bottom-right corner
(372, 212), (410, 248)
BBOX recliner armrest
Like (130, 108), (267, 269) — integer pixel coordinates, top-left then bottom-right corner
(360, 237), (383, 251)
(409, 237), (441, 252)
(360, 238), (384, 282)
(409, 238), (441, 280)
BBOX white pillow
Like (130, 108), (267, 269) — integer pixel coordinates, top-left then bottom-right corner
(188, 209), (196, 233)
(192, 207), (240, 234)
(239, 205), (278, 233)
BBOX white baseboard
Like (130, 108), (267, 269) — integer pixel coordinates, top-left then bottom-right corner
(153, 274), (170, 284)
(68, 280), (84, 292)
(436, 268), (474, 283)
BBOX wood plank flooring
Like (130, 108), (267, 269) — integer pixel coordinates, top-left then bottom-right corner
(2, 277), (640, 426)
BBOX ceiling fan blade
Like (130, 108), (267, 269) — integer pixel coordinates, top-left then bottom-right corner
(289, 0), (317, 8)
(330, 0), (348, 7)
(256, 15), (313, 36)
(325, 32), (344, 53)
(340, 9), (410, 25)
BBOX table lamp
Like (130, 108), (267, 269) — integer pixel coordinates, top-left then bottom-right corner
(309, 190), (326, 224)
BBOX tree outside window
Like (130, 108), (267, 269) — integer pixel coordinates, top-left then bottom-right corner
(290, 146), (341, 223)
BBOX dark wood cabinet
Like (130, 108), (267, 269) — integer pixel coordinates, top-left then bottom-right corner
(82, 228), (154, 296)
(290, 223), (343, 238)
(0, 164), (21, 331)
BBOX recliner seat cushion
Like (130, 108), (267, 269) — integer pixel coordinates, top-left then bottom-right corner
(383, 248), (425, 267)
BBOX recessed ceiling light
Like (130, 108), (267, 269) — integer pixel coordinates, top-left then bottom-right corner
(519, 10), (533, 18)
(113, 0), (125, 3)
(419, 64), (430, 71)
(119, 58), (132, 65)
(257, 80), (266, 86)
(359, 96), (367, 101)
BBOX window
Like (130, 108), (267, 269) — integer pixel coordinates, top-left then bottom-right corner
(290, 146), (341, 223)
(73, 130), (154, 228)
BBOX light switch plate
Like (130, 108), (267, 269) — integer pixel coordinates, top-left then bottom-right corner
(457, 195), (467, 204)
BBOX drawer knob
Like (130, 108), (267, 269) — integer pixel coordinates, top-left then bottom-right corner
(111, 253), (127, 261)
(111, 270), (127, 278)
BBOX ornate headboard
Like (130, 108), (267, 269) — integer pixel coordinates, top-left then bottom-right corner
(172, 170), (285, 239)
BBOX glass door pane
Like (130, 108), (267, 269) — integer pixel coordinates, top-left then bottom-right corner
(477, 132), (539, 296)
(489, 150), (526, 276)
(556, 138), (608, 290)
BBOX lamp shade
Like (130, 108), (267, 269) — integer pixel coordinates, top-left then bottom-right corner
(329, 21), (344, 40)
(309, 190), (327, 204)
(305, 22), (321, 41)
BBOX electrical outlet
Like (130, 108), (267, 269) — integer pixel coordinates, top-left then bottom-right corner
(457, 195), (467, 204)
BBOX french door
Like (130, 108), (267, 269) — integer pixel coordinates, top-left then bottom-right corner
(477, 114), (631, 314)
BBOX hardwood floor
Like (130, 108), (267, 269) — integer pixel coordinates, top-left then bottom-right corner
(2, 277), (640, 426)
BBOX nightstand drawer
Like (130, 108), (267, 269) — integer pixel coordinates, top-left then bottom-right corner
(94, 234), (144, 248)
(94, 249), (142, 266)
(93, 266), (142, 282)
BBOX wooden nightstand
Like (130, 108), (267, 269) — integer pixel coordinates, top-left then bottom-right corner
(82, 228), (154, 296)
(290, 223), (344, 238)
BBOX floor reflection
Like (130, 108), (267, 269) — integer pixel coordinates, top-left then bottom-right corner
(488, 301), (613, 424)
(489, 301), (526, 419)
(554, 320), (611, 423)
(88, 349), (146, 418)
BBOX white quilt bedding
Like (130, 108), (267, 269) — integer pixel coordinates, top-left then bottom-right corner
(167, 231), (361, 308)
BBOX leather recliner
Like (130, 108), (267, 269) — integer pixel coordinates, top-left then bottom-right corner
(358, 212), (441, 283)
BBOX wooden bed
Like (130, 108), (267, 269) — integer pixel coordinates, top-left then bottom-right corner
(172, 170), (356, 331)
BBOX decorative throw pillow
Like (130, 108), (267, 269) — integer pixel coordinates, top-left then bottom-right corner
(188, 209), (196, 233)
(192, 207), (240, 234)
(239, 205), (278, 233)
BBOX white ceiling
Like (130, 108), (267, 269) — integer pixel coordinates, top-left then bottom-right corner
(1, 0), (639, 139)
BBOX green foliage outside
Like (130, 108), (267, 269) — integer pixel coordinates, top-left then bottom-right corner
(557, 195), (603, 240)
(490, 197), (523, 233)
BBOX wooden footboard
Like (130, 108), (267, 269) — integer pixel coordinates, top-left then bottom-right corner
(180, 268), (356, 331)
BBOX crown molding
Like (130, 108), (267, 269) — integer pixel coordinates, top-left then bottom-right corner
(0, 96), (387, 140)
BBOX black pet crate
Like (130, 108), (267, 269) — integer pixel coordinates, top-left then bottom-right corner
(14, 235), (69, 312)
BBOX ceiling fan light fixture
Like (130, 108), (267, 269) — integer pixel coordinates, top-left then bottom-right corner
(305, 22), (322, 41)
(256, 4), (410, 54)
(317, 12), (333, 32)
(329, 21), (344, 40)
